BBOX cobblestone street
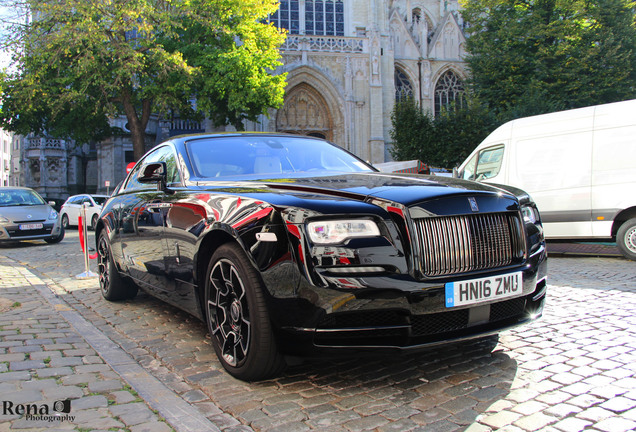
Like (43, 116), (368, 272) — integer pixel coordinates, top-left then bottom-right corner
(1, 231), (635, 432)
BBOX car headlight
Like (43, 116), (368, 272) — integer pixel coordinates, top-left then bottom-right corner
(0, 216), (8, 223)
(307, 220), (380, 244)
(521, 205), (540, 224)
(48, 210), (59, 220)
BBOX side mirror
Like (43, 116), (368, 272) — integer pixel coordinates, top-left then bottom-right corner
(138, 161), (168, 191)
(138, 162), (167, 184)
(452, 167), (459, 178)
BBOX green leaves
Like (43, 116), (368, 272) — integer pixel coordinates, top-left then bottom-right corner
(0, 0), (286, 159)
(390, 98), (498, 168)
(462, 0), (636, 118)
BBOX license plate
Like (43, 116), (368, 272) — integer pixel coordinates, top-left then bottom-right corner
(19, 223), (44, 230)
(445, 272), (522, 308)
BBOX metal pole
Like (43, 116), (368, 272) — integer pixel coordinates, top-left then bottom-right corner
(76, 202), (97, 279)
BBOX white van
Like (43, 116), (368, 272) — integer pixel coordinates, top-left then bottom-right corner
(456, 99), (636, 260)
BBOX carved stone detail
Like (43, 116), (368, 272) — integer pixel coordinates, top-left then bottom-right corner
(277, 84), (332, 139)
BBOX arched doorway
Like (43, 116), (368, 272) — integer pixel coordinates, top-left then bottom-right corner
(276, 83), (332, 140)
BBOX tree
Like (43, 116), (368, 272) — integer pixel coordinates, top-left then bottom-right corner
(461, 0), (636, 117)
(389, 97), (437, 163)
(390, 97), (497, 167)
(0, 0), (287, 160)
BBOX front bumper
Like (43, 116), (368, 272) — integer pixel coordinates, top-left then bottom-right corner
(265, 243), (547, 356)
(0, 221), (62, 242)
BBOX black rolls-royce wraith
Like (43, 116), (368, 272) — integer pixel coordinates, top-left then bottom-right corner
(96, 133), (547, 381)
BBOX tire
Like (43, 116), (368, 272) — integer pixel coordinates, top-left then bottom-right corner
(61, 214), (69, 229)
(90, 214), (99, 231)
(97, 230), (138, 301)
(205, 243), (285, 381)
(45, 226), (65, 244)
(616, 217), (636, 261)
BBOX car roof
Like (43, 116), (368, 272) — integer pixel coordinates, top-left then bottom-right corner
(67, 194), (109, 198)
(168, 131), (328, 144)
(0, 186), (37, 191)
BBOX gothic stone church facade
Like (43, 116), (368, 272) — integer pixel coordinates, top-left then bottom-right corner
(264, 0), (467, 164)
(21, 0), (467, 198)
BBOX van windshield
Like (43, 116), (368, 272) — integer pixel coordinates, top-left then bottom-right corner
(462, 145), (504, 181)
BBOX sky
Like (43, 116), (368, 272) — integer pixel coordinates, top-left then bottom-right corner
(0, 4), (21, 72)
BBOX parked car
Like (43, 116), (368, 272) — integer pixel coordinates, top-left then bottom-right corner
(60, 194), (109, 230)
(0, 186), (65, 244)
(96, 133), (547, 381)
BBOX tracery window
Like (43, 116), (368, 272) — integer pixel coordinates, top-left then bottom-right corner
(412, 8), (421, 23)
(395, 68), (414, 102)
(269, 0), (344, 36)
(434, 70), (465, 116)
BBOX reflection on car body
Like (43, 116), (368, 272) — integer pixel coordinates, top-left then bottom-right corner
(95, 133), (547, 381)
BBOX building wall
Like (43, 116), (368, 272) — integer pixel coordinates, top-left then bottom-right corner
(253, 0), (468, 164)
(0, 129), (12, 186)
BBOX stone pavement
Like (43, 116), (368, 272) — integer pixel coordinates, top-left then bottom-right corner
(546, 241), (622, 258)
(0, 256), (174, 431)
(1, 231), (636, 432)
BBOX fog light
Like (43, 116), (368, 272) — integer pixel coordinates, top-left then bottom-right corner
(327, 266), (385, 274)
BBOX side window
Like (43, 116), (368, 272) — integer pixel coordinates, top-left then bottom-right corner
(123, 155), (151, 192)
(474, 145), (504, 180)
(122, 145), (181, 192)
(156, 147), (181, 185)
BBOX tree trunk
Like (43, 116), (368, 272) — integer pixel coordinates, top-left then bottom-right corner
(121, 89), (152, 161)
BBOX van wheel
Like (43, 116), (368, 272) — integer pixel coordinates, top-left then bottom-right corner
(617, 218), (636, 260)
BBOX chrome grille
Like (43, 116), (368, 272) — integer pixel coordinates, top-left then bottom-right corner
(413, 213), (525, 277)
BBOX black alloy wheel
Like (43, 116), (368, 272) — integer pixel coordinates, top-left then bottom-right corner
(205, 243), (285, 381)
(97, 230), (138, 301)
(90, 214), (99, 231)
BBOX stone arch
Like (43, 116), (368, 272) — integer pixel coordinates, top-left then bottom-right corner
(394, 66), (414, 102)
(394, 62), (417, 102)
(276, 83), (332, 140)
(275, 66), (345, 147)
(432, 67), (466, 116)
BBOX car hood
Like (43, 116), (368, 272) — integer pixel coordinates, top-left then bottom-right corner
(0, 204), (53, 222)
(195, 172), (515, 206)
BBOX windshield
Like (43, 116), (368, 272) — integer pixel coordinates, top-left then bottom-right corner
(186, 136), (374, 178)
(93, 196), (108, 206)
(0, 189), (47, 206)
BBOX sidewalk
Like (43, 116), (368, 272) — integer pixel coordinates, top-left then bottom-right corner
(547, 241), (622, 258)
(0, 256), (218, 432)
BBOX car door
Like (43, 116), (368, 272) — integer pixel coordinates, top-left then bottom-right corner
(78, 196), (93, 226)
(67, 196), (83, 225)
(115, 147), (172, 292)
(149, 146), (203, 313)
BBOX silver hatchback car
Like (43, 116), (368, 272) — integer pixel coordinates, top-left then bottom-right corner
(0, 187), (65, 244)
